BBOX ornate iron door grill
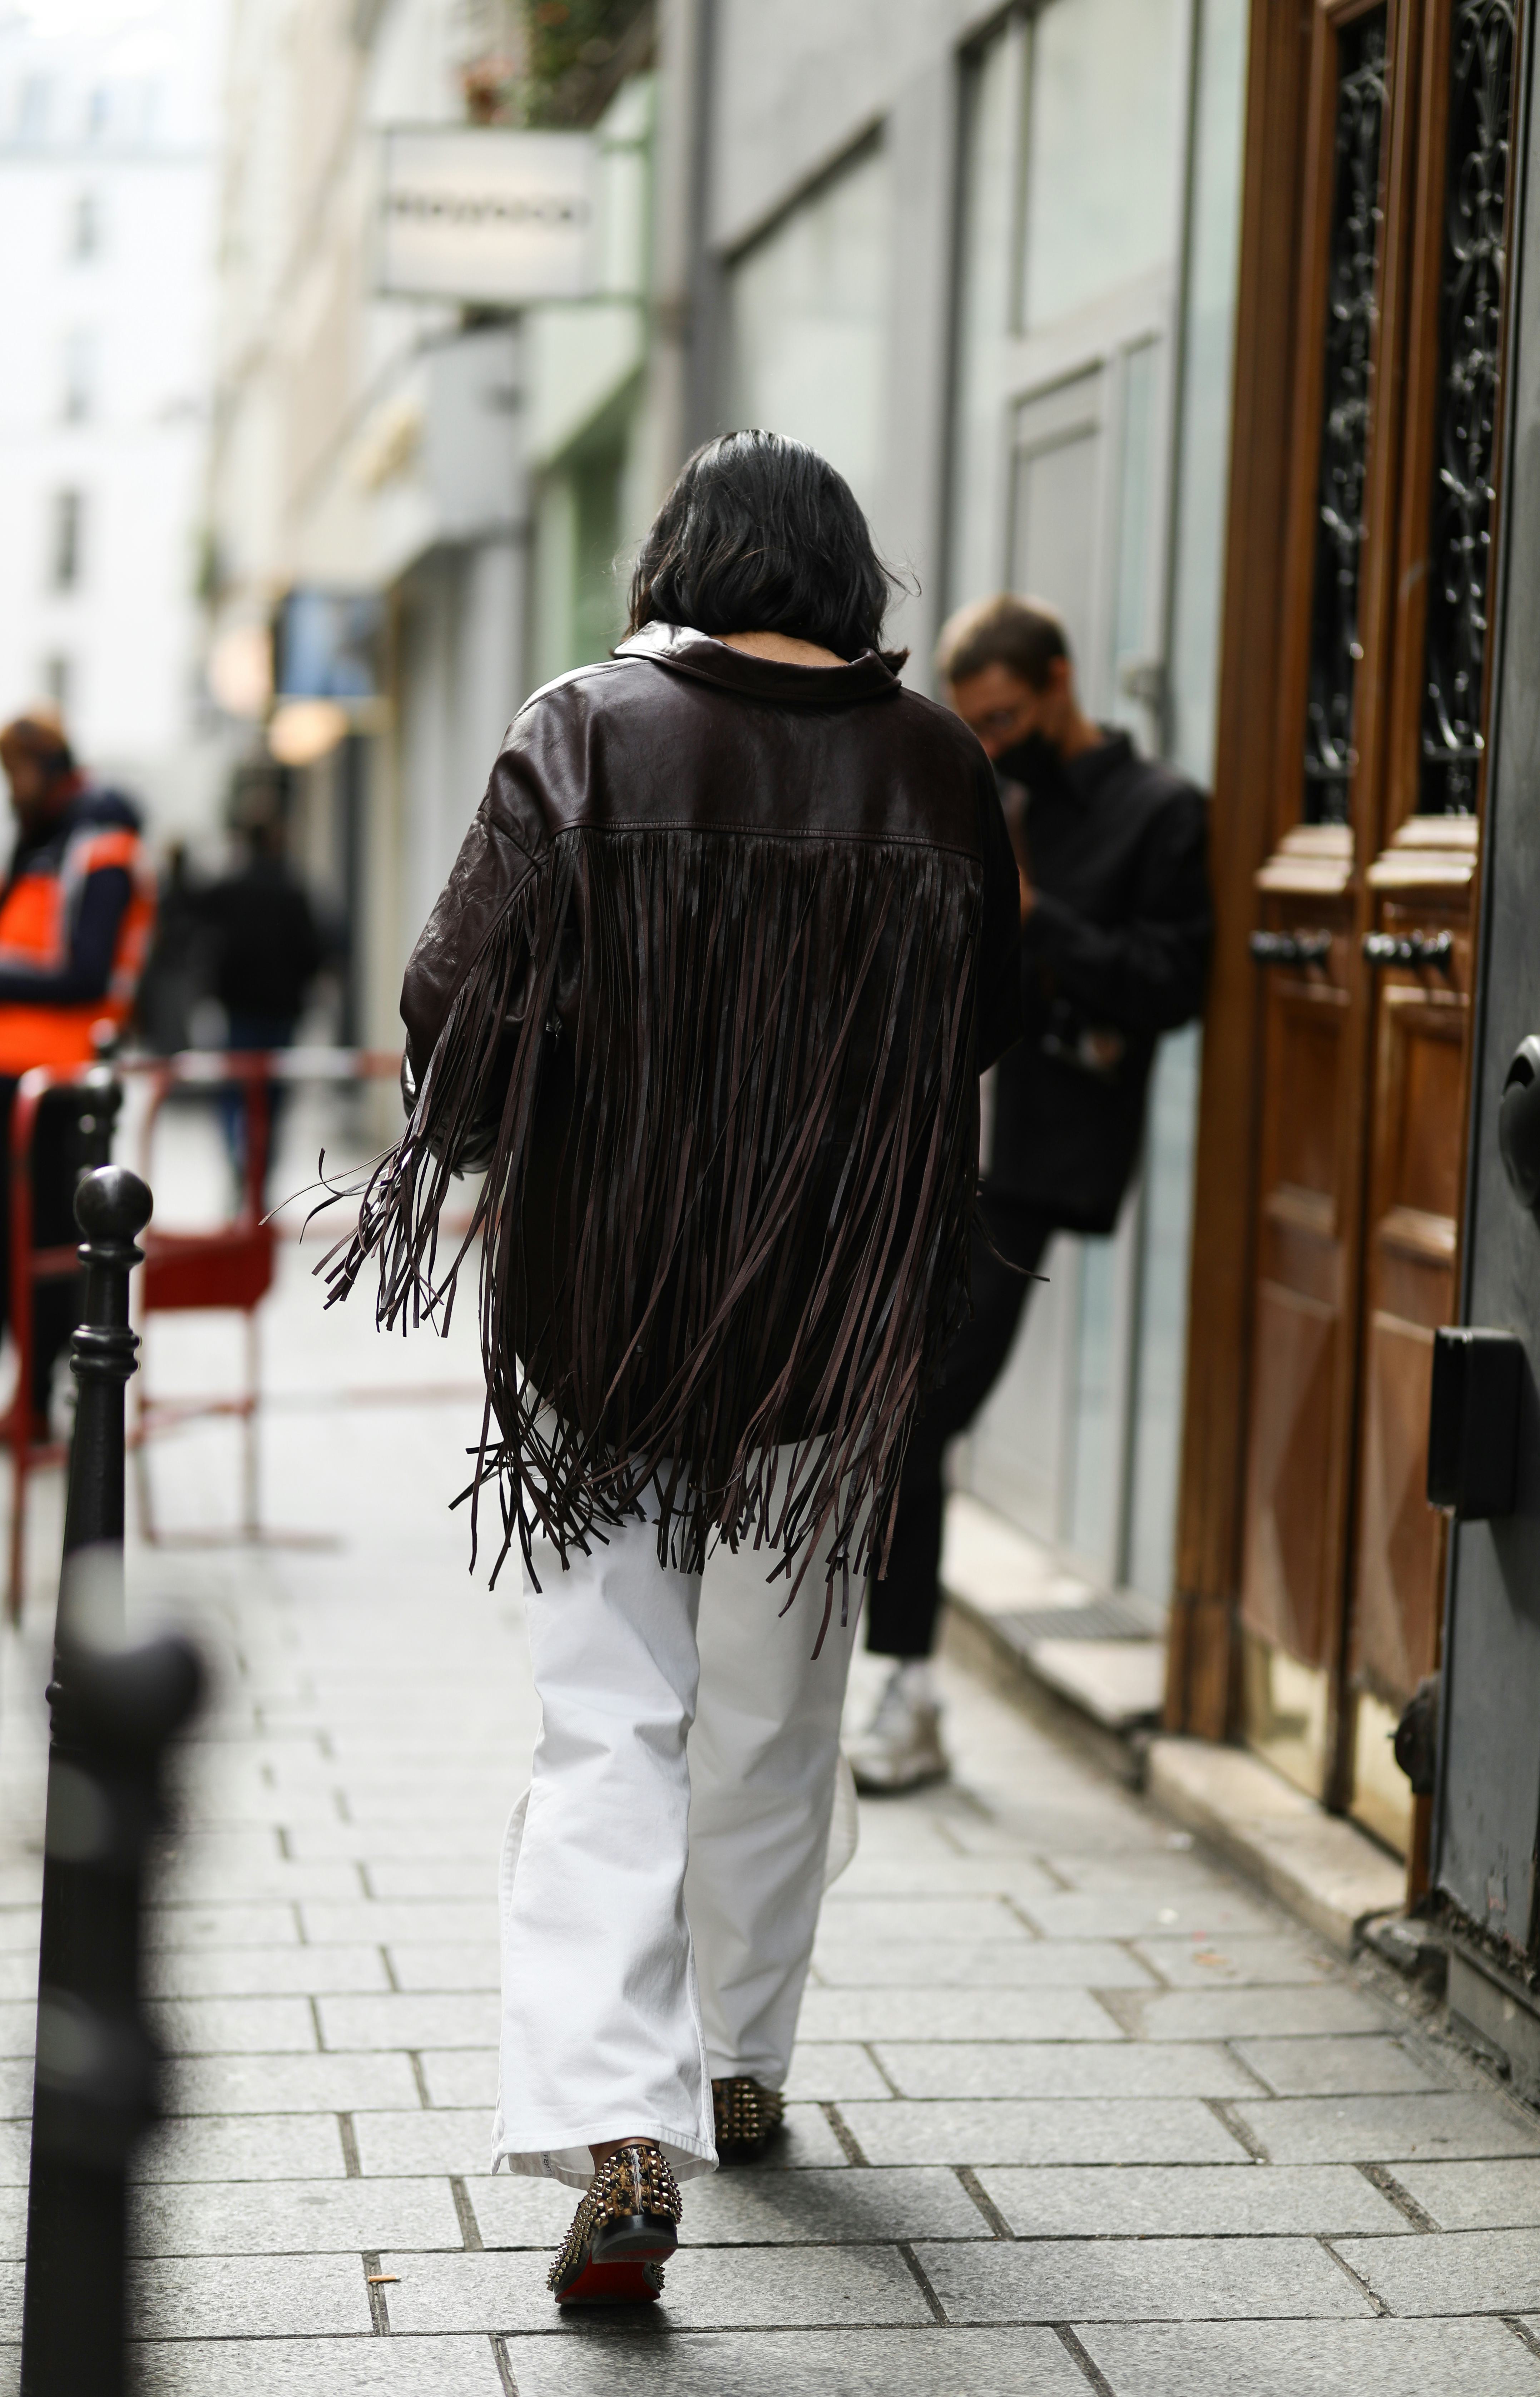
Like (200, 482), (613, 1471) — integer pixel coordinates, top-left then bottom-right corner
(1304, 9), (1390, 828)
(1419, 0), (1517, 815)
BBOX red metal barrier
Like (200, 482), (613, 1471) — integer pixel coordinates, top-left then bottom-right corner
(0, 1048), (410, 1614)
(0, 1046), (478, 1610)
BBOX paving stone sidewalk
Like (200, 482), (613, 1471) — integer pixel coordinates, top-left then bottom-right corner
(0, 1212), (1539, 2391)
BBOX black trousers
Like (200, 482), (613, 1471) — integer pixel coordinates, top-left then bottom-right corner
(866, 1192), (1055, 1660)
(0, 1081), (86, 1419)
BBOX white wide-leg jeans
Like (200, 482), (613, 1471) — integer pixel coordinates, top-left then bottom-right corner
(490, 1483), (859, 2188)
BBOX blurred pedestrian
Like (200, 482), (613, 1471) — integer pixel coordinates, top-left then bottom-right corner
(0, 709), (154, 1432)
(133, 841), (204, 1056)
(848, 595), (1212, 1792)
(331, 432), (1021, 2303)
(198, 811), (324, 1202)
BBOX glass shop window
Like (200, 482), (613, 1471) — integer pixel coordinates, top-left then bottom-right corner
(1022, 0), (1185, 331)
(61, 330), (97, 424)
(49, 491), (85, 591)
(726, 140), (894, 539)
(70, 190), (103, 260)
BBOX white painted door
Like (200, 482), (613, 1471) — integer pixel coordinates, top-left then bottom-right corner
(953, 318), (1175, 1587)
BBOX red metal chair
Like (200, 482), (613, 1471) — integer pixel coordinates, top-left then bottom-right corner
(127, 1047), (406, 1548)
(2, 1045), (438, 1600)
(130, 1056), (279, 1546)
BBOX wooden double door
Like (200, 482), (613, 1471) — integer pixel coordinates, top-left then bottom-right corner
(1173, 0), (1522, 1863)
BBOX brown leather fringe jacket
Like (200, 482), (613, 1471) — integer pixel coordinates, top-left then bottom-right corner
(328, 623), (1022, 1639)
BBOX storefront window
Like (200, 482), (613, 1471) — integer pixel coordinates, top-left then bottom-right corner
(950, 23), (1026, 610)
(1022, 0), (1185, 332)
(726, 141), (892, 533)
(1166, 0), (1249, 787)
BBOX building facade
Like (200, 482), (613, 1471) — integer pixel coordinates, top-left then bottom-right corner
(0, 0), (224, 834)
(204, 0), (657, 1058)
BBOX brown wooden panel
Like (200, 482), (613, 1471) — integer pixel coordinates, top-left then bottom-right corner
(1348, 959), (1466, 1710)
(1383, 994), (1465, 1220)
(1240, 948), (1353, 1676)
(1377, 1223), (1455, 1320)
(1353, 1309), (1441, 1701)
(1167, 0), (1316, 1742)
(1241, 1280), (1338, 1663)
(1268, 988), (1348, 1198)
(1262, 1197), (1344, 1310)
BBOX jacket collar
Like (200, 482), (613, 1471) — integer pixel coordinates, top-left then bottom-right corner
(614, 620), (900, 707)
(1067, 730), (1135, 797)
(996, 726), (1135, 801)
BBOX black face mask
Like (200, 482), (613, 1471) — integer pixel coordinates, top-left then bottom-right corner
(992, 731), (1063, 788)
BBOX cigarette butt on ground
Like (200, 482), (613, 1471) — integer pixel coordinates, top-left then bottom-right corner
(367, 2275), (399, 2284)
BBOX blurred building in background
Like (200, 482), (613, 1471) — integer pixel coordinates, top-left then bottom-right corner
(0, 0), (226, 833)
(203, 0), (655, 1056)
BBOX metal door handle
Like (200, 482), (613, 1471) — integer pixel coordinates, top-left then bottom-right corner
(1363, 930), (1454, 969)
(1500, 1035), (1540, 1211)
(1249, 929), (1333, 966)
(1428, 1327), (1523, 1516)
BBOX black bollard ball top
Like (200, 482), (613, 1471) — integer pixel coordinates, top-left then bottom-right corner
(73, 1164), (153, 1242)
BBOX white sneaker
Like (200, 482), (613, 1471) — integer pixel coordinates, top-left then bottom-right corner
(848, 1663), (948, 1794)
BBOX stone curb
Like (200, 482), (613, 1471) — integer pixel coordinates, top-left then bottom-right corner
(941, 1587), (1408, 1958)
(937, 1596), (1144, 1791)
(1144, 1735), (1407, 1954)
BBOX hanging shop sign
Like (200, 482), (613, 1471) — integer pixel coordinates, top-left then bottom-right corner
(273, 588), (384, 703)
(378, 127), (597, 306)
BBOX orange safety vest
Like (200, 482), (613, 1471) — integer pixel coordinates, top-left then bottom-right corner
(0, 816), (156, 1076)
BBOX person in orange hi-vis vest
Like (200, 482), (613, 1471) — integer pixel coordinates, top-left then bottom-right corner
(0, 710), (155, 1432)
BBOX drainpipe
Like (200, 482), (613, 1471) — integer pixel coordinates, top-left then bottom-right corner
(641, 0), (719, 499)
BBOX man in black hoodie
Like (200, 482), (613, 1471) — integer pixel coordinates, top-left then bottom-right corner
(198, 811), (326, 1201)
(850, 595), (1212, 1791)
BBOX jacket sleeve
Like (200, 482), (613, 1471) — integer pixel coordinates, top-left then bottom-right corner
(974, 757), (1024, 1071)
(398, 741), (545, 1110)
(1022, 784), (1212, 1035)
(0, 865), (132, 1006)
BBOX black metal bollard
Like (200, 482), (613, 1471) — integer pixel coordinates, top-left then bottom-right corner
(59, 1166), (148, 1580)
(20, 1166), (203, 2397)
(74, 1061), (124, 1181)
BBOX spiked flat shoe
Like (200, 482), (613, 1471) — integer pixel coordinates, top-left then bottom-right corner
(712, 2075), (785, 2164)
(548, 2141), (681, 2304)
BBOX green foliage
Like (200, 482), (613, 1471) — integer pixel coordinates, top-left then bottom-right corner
(460, 0), (650, 130)
(523, 0), (651, 125)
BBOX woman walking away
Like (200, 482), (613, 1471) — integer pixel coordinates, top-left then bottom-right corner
(329, 430), (1021, 2304)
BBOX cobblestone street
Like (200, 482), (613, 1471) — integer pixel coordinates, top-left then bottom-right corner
(1, 1137), (1540, 2393)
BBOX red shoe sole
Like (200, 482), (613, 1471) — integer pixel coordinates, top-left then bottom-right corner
(554, 2253), (670, 2304)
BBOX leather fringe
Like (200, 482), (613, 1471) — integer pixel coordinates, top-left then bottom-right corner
(323, 826), (982, 1644)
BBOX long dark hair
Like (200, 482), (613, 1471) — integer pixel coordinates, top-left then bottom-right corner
(626, 429), (903, 662)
